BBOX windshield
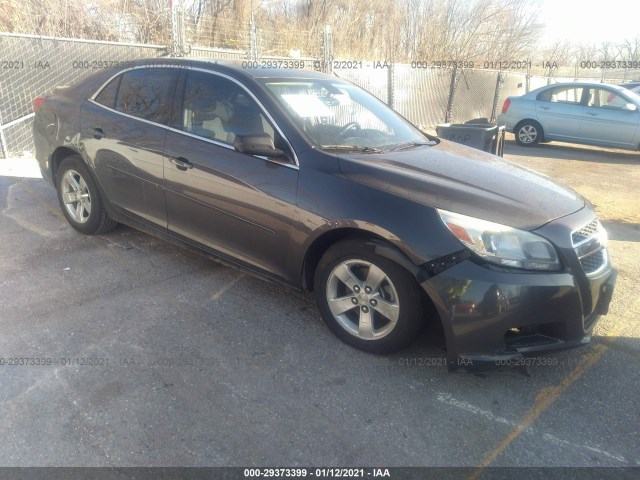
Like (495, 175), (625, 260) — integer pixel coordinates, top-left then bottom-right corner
(262, 79), (433, 152)
(624, 86), (640, 103)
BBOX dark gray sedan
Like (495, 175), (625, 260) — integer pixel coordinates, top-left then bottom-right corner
(33, 59), (616, 371)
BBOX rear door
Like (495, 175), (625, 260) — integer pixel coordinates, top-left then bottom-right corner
(162, 69), (299, 279)
(535, 85), (587, 140)
(81, 67), (180, 228)
(581, 87), (640, 148)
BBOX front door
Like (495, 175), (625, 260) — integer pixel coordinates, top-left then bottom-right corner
(581, 87), (640, 148)
(163, 70), (299, 278)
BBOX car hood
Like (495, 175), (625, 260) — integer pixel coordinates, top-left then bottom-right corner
(337, 140), (585, 230)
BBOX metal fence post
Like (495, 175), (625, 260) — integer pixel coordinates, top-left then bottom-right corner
(249, 20), (258, 61)
(445, 64), (459, 123)
(170, 5), (185, 56)
(322, 25), (333, 74)
(0, 128), (7, 159)
(387, 62), (395, 108)
(0, 105), (6, 158)
(490, 70), (503, 123)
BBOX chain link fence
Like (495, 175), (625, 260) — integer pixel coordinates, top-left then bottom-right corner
(0, 33), (168, 157)
(1, 18), (639, 158)
(450, 69), (501, 123)
(334, 65), (388, 104)
(392, 65), (452, 129)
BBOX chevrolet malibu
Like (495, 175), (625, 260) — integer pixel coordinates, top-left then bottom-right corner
(499, 81), (640, 151)
(33, 59), (616, 371)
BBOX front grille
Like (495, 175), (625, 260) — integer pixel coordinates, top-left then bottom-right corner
(572, 218), (599, 245)
(580, 249), (607, 275)
(571, 217), (608, 277)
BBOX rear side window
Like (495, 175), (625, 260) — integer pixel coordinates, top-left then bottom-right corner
(537, 86), (584, 104)
(116, 68), (178, 125)
(94, 75), (122, 109)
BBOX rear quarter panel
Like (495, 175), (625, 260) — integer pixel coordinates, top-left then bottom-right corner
(499, 95), (538, 132)
(33, 96), (82, 183)
(33, 70), (119, 183)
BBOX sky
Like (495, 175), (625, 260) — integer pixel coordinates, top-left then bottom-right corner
(540, 0), (640, 46)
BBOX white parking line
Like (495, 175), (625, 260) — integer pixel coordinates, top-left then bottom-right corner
(436, 392), (628, 464)
(210, 272), (245, 301)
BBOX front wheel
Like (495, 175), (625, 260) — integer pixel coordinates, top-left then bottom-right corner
(314, 239), (425, 354)
(56, 155), (118, 234)
(515, 120), (542, 146)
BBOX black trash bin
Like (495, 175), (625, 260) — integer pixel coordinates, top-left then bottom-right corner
(436, 123), (505, 156)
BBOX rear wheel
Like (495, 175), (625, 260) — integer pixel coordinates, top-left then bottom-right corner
(515, 120), (542, 146)
(56, 156), (118, 234)
(314, 239), (425, 354)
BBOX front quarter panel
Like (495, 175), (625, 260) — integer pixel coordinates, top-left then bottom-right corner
(290, 149), (461, 279)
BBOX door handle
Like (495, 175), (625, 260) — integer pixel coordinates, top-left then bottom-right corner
(93, 127), (106, 139)
(539, 106), (550, 110)
(586, 112), (599, 117)
(170, 156), (193, 171)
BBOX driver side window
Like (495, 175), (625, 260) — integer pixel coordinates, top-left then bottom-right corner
(588, 88), (628, 110)
(181, 71), (275, 146)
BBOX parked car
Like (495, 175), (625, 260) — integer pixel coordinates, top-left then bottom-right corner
(33, 59), (616, 371)
(619, 82), (640, 98)
(498, 81), (640, 150)
(619, 81), (640, 91)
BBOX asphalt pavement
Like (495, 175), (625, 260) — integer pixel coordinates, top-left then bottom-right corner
(0, 144), (638, 469)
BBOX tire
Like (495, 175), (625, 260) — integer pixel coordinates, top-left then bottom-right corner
(515, 120), (543, 146)
(56, 155), (118, 234)
(314, 238), (425, 354)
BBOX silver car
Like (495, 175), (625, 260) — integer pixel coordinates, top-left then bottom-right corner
(498, 82), (640, 150)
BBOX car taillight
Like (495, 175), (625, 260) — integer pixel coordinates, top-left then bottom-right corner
(501, 98), (511, 114)
(33, 96), (46, 112)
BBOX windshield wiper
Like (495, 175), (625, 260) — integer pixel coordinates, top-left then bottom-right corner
(319, 145), (382, 153)
(384, 140), (438, 152)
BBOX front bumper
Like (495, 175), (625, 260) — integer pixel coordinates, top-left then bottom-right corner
(420, 208), (616, 372)
(421, 261), (616, 371)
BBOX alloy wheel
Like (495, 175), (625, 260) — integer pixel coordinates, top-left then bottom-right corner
(518, 124), (538, 144)
(325, 259), (400, 340)
(61, 169), (92, 224)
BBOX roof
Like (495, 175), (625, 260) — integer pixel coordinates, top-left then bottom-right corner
(526, 81), (634, 95)
(535, 81), (628, 88)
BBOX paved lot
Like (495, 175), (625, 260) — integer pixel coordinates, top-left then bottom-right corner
(0, 140), (638, 468)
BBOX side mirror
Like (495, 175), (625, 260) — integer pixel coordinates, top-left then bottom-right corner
(234, 132), (285, 157)
(624, 103), (638, 112)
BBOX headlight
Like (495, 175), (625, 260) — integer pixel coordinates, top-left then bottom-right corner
(437, 209), (560, 271)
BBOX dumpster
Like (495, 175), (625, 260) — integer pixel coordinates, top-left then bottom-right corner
(436, 123), (505, 157)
